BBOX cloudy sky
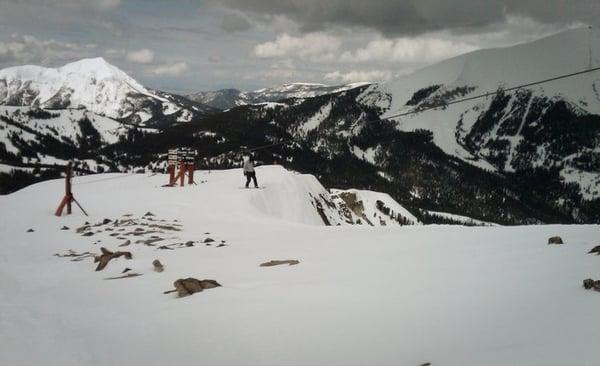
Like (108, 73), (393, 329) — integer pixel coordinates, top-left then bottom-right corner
(0, 0), (597, 93)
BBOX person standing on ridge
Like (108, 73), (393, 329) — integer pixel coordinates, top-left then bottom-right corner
(243, 155), (258, 188)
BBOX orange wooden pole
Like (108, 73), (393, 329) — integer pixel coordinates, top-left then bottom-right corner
(187, 164), (194, 185)
(178, 163), (185, 187)
(66, 163), (72, 214)
(55, 163), (73, 216)
(168, 165), (175, 185)
(54, 195), (69, 216)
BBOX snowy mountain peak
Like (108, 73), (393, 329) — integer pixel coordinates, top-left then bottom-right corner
(58, 57), (141, 87)
(0, 57), (218, 125)
(0, 57), (152, 117)
(61, 57), (114, 71)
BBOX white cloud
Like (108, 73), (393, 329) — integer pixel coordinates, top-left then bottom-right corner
(152, 61), (188, 76)
(324, 70), (392, 83)
(254, 33), (340, 61)
(341, 36), (478, 64)
(0, 34), (96, 66)
(126, 48), (154, 64)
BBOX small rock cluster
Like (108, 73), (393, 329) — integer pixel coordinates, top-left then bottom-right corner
(70, 213), (226, 251)
(548, 236), (600, 294)
(53, 212), (231, 297)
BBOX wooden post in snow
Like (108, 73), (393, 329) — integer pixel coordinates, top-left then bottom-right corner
(167, 148), (196, 186)
(185, 148), (195, 185)
(55, 163), (73, 216)
(167, 149), (178, 186)
(55, 163), (88, 216)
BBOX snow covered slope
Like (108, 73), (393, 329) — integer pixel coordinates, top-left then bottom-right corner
(0, 105), (151, 175)
(1, 165), (599, 366)
(0, 58), (216, 127)
(369, 27), (600, 199)
(187, 82), (371, 110)
(194, 165), (354, 226)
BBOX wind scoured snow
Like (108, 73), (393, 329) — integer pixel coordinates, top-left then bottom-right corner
(0, 165), (599, 366)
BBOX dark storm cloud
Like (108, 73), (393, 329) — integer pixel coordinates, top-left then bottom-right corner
(212, 0), (600, 35)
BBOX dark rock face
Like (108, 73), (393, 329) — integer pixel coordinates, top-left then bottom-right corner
(173, 278), (221, 297)
(548, 236), (564, 244)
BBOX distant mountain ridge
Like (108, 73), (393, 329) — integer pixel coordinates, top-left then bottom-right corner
(187, 82), (371, 110)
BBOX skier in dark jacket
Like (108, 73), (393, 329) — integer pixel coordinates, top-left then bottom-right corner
(243, 156), (258, 188)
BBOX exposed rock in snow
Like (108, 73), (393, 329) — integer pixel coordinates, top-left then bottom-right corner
(173, 278), (221, 297)
(582, 278), (600, 291)
(153, 259), (164, 272)
(548, 236), (564, 245)
(260, 259), (300, 267)
(331, 188), (421, 226)
(588, 245), (600, 255)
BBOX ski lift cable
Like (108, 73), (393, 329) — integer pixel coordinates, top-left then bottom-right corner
(383, 65), (600, 120)
(73, 172), (137, 185)
(242, 140), (292, 153)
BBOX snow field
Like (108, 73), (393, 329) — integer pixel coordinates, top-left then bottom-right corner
(0, 166), (599, 366)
